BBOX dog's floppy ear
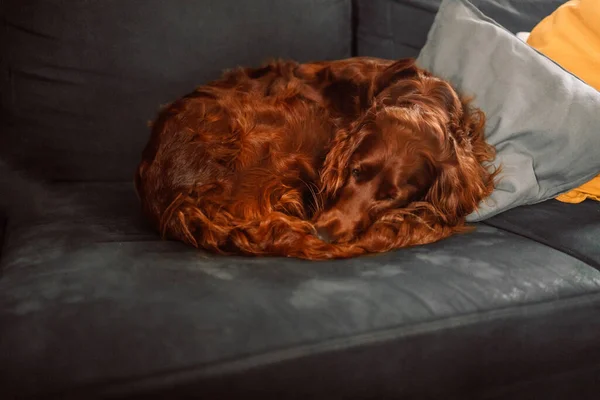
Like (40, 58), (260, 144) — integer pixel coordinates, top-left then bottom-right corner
(320, 119), (372, 199)
(425, 100), (497, 225)
(371, 58), (421, 97)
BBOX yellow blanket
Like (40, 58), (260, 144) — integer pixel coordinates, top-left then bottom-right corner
(527, 0), (600, 203)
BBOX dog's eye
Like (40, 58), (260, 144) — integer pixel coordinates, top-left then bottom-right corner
(381, 192), (397, 201)
(351, 168), (361, 178)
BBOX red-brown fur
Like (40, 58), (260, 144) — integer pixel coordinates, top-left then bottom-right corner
(135, 57), (498, 260)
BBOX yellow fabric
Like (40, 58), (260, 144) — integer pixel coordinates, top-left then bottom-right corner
(527, 0), (600, 203)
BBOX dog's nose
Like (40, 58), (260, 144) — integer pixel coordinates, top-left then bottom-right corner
(315, 226), (334, 243)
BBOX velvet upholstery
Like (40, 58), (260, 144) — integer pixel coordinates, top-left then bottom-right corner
(3, 1), (599, 399)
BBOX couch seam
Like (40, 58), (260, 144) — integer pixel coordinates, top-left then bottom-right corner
(45, 289), (600, 398)
(351, 0), (358, 56)
(481, 218), (600, 271)
(193, 290), (600, 376)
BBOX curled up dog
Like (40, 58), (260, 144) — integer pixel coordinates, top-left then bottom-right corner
(135, 57), (498, 260)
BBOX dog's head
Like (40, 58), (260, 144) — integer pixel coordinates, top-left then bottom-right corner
(314, 60), (496, 244)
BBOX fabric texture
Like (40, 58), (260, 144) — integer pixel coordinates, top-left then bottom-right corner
(0, 0), (352, 181)
(416, 0), (600, 221)
(527, 0), (600, 204)
(485, 199), (600, 269)
(2, 0), (600, 398)
(1, 182), (600, 398)
(556, 178), (600, 203)
(355, 0), (566, 59)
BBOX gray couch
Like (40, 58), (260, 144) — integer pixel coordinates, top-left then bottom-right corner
(1, 0), (599, 398)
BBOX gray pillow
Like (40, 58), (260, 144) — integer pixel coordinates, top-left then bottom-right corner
(415, 0), (600, 221)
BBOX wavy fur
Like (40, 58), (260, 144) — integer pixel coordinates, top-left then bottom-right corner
(136, 57), (498, 260)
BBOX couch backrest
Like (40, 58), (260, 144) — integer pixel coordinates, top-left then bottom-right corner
(356, 0), (567, 59)
(0, 0), (352, 181)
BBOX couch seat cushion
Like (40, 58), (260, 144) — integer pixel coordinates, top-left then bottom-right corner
(485, 200), (600, 269)
(1, 182), (600, 398)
